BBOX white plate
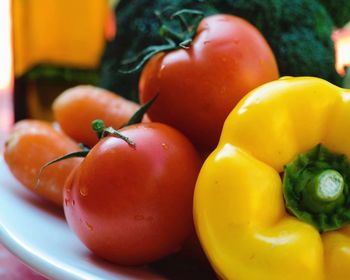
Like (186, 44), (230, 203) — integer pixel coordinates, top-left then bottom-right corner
(0, 156), (164, 280)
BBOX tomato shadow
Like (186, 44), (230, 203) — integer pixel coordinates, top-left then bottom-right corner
(7, 179), (65, 220)
(83, 252), (165, 280)
(149, 253), (218, 280)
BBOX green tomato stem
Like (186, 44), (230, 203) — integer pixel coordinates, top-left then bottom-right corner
(92, 119), (105, 140)
(120, 8), (204, 73)
(159, 25), (184, 43)
(91, 119), (135, 146)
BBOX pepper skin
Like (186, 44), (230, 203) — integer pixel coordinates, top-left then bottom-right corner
(194, 77), (350, 280)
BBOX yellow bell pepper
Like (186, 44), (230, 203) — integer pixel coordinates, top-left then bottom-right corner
(194, 77), (350, 280)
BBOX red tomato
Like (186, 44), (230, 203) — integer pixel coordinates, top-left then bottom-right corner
(139, 14), (279, 151)
(64, 122), (201, 265)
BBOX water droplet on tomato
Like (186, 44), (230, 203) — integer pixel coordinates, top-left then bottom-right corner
(85, 221), (94, 231)
(64, 198), (69, 206)
(161, 143), (169, 150)
(80, 186), (88, 197)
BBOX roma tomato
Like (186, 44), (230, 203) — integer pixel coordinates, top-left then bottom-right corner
(4, 120), (82, 206)
(53, 85), (148, 147)
(64, 122), (201, 265)
(139, 14), (279, 151)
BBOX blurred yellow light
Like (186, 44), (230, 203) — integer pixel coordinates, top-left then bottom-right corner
(0, 0), (12, 91)
(333, 28), (350, 76)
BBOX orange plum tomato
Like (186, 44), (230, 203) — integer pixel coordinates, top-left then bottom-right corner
(139, 14), (279, 152)
(4, 120), (82, 206)
(63, 122), (201, 265)
(53, 86), (148, 148)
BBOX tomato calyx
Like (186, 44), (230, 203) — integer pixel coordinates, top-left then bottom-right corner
(37, 123), (134, 186)
(122, 93), (158, 127)
(92, 119), (135, 146)
(120, 9), (204, 73)
(35, 149), (89, 189)
(36, 94), (158, 183)
(159, 9), (204, 49)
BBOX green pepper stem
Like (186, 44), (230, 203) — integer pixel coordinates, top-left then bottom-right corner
(301, 169), (344, 213)
(283, 144), (350, 232)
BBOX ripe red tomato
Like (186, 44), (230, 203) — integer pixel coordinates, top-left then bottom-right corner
(139, 14), (279, 151)
(63, 122), (201, 265)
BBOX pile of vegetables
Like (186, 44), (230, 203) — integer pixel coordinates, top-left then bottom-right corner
(4, 2), (350, 280)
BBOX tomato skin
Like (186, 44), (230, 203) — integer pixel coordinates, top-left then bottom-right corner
(4, 120), (82, 206)
(64, 122), (201, 265)
(139, 14), (279, 151)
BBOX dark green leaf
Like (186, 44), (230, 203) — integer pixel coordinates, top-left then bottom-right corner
(36, 150), (89, 188)
(124, 94), (159, 127)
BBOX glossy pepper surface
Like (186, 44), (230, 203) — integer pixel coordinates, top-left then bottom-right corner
(194, 77), (350, 280)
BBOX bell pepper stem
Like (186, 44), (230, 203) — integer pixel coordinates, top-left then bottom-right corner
(283, 144), (350, 232)
(301, 169), (344, 213)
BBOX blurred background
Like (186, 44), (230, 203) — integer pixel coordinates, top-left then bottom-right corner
(0, 0), (117, 150)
